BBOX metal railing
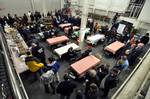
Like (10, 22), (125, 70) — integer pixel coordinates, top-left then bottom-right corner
(111, 46), (150, 99)
(1, 84), (7, 99)
(0, 26), (29, 99)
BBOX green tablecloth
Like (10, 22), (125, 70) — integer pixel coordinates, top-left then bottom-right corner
(73, 28), (90, 37)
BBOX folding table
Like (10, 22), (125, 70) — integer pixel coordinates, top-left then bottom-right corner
(46, 36), (69, 45)
(64, 26), (80, 33)
(59, 23), (71, 29)
(104, 41), (125, 54)
(71, 55), (101, 76)
(54, 43), (79, 58)
(86, 34), (105, 45)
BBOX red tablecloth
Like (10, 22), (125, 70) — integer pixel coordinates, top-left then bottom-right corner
(47, 36), (69, 45)
(71, 55), (101, 75)
(104, 41), (125, 54)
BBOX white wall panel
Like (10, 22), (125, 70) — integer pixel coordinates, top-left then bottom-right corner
(0, 0), (32, 16)
(138, 0), (150, 23)
(0, 0), (61, 16)
(109, 0), (130, 12)
(33, 0), (61, 13)
(94, 0), (110, 11)
(94, 0), (130, 12)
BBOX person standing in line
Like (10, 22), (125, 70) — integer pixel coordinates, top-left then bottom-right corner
(31, 42), (46, 66)
(40, 69), (56, 94)
(97, 64), (109, 83)
(140, 33), (149, 45)
(7, 13), (14, 27)
(0, 17), (5, 30)
(76, 89), (83, 99)
(100, 68), (119, 97)
(46, 57), (60, 82)
(56, 75), (76, 99)
(30, 13), (35, 22)
(112, 13), (120, 24)
(84, 69), (99, 95)
(85, 83), (99, 99)
(22, 13), (28, 25)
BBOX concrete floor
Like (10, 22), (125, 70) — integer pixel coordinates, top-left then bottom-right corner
(20, 32), (150, 99)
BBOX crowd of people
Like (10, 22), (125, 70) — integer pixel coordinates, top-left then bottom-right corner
(0, 9), (150, 99)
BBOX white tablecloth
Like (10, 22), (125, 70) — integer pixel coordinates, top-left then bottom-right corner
(87, 34), (105, 45)
(54, 43), (79, 57)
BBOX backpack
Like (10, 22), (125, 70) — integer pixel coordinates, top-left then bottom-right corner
(40, 70), (55, 84)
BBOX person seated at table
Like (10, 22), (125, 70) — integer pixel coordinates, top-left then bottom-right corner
(31, 42), (46, 66)
(122, 27), (130, 43)
(93, 23), (100, 33)
(78, 49), (92, 60)
(46, 57), (60, 82)
(76, 16), (81, 26)
(101, 25), (109, 34)
(68, 25), (74, 37)
(87, 18), (94, 32)
(43, 30), (52, 40)
(25, 51), (44, 79)
(52, 16), (60, 27)
(97, 64), (109, 83)
(106, 27), (117, 42)
(140, 33), (149, 45)
(65, 47), (77, 61)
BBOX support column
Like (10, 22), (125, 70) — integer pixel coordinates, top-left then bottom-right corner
(60, 0), (64, 9)
(79, 0), (89, 49)
(42, 0), (47, 16)
(30, 0), (35, 12)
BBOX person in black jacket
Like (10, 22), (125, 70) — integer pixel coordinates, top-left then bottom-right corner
(31, 42), (46, 66)
(112, 13), (120, 24)
(30, 13), (35, 22)
(0, 17), (5, 30)
(140, 33), (149, 45)
(68, 25), (73, 37)
(65, 47), (77, 61)
(57, 75), (76, 99)
(100, 68), (119, 97)
(97, 64), (109, 83)
(86, 83), (99, 99)
(7, 13), (14, 26)
(22, 13), (28, 25)
(84, 69), (99, 95)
